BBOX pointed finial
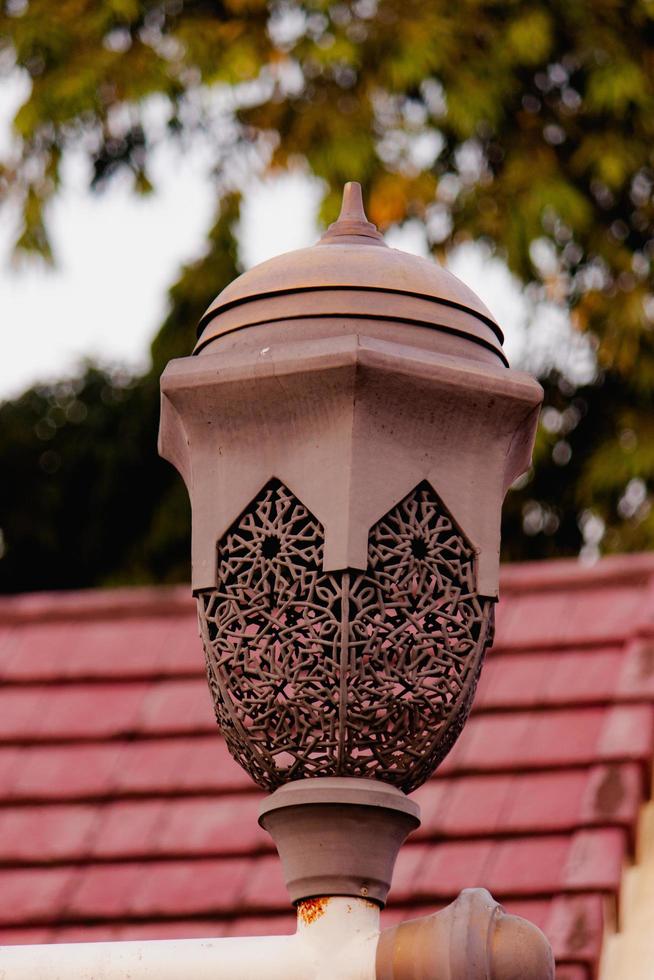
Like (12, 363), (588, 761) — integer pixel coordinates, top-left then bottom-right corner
(338, 182), (367, 223)
(319, 182), (387, 246)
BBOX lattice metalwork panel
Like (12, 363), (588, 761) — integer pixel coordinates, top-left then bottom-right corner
(198, 479), (494, 793)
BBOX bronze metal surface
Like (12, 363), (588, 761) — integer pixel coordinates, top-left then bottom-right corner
(194, 286), (507, 363)
(319, 181), (387, 245)
(160, 180), (542, 797)
(259, 777), (420, 906)
(159, 180), (547, 972)
(199, 479), (493, 793)
(194, 182), (504, 361)
(160, 333), (541, 597)
(198, 231), (499, 334)
(375, 887), (554, 979)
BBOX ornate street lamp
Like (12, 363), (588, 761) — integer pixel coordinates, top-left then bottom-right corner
(157, 183), (552, 977)
(0, 185), (553, 979)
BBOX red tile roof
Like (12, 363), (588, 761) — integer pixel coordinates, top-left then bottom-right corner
(2, 554), (654, 978)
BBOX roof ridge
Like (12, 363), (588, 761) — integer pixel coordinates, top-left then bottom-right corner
(0, 585), (194, 625)
(1, 551), (654, 623)
(499, 552), (654, 594)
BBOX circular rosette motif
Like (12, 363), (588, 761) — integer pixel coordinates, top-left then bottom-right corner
(198, 479), (494, 792)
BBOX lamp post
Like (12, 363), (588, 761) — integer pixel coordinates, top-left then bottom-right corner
(0, 184), (553, 979)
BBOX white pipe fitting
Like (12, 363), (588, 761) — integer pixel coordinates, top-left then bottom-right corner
(0, 897), (380, 980)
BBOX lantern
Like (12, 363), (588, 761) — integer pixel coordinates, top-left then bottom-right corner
(159, 183), (543, 905)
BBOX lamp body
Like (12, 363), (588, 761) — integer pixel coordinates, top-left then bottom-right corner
(159, 184), (543, 798)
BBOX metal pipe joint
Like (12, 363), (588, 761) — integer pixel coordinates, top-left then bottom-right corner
(376, 888), (554, 980)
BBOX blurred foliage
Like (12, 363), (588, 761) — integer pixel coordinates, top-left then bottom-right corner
(1, 0), (654, 590)
(0, 367), (180, 592)
(0, 194), (240, 591)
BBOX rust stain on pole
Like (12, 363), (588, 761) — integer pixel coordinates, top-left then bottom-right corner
(297, 896), (330, 926)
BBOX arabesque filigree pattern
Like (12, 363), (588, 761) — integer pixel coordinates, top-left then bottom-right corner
(198, 479), (494, 792)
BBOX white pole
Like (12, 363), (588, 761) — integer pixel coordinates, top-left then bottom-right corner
(0, 897), (380, 980)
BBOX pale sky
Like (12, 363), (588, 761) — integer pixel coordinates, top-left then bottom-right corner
(0, 77), (591, 400)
